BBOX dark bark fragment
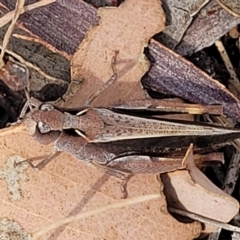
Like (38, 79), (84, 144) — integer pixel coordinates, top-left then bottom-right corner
(143, 39), (240, 121)
(1, 0), (100, 56)
(175, 1), (240, 55)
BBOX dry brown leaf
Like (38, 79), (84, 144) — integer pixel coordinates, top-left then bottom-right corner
(66, 0), (165, 108)
(161, 147), (239, 223)
(0, 124), (202, 239)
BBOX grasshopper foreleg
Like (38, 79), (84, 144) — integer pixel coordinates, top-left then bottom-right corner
(15, 150), (61, 170)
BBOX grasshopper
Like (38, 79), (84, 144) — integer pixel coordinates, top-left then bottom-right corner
(19, 52), (240, 196)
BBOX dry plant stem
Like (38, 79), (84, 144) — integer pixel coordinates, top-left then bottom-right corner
(85, 51), (119, 106)
(216, 0), (240, 18)
(208, 231), (221, 240)
(215, 40), (240, 98)
(0, 46), (65, 84)
(12, 32), (67, 58)
(169, 208), (240, 233)
(0, 0), (25, 65)
(114, 100), (223, 115)
(31, 194), (160, 240)
(223, 153), (240, 194)
(232, 232), (240, 240)
(0, 0), (57, 28)
(13, 33), (55, 48)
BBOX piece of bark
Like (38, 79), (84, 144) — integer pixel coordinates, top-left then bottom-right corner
(155, 0), (210, 50)
(0, 25), (70, 102)
(0, 0), (100, 57)
(2, 0), (240, 57)
(142, 39), (240, 122)
(174, 0), (240, 55)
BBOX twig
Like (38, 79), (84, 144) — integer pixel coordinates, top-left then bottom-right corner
(169, 207), (240, 233)
(0, 0), (56, 28)
(0, 0), (25, 65)
(0, 46), (65, 84)
(215, 40), (240, 98)
(31, 194), (160, 240)
(216, 0), (240, 18)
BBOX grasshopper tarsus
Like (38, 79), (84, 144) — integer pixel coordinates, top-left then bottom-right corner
(120, 174), (134, 199)
(13, 157), (40, 170)
(33, 151), (61, 170)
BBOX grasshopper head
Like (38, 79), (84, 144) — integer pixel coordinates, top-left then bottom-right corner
(29, 103), (65, 133)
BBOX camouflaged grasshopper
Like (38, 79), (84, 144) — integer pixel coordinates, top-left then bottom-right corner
(20, 52), (240, 193)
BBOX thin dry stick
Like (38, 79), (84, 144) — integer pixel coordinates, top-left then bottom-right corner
(12, 33), (71, 59)
(216, 0), (240, 18)
(215, 40), (240, 98)
(31, 194), (160, 240)
(0, 0), (56, 28)
(12, 33), (59, 52)
(0, 0), (25, 65)
(223, 153), (240, 193)
(0, 46), (65, 84)
(169, 207), (240, 233)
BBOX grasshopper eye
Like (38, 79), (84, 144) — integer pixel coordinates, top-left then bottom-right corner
(38, 121), (51, 133)
(40, 104), (54, 111)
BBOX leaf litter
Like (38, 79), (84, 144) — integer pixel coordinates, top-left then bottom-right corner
(0, 0), (240, 239)
(0, 1), (203, 239)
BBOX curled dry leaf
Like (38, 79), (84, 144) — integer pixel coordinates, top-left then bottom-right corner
(0, 124), (202, 239)
(161, 145), (239, 223)
(67, 0), (165, 107)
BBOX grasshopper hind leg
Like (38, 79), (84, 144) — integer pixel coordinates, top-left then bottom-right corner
(89, 161), (131, 198)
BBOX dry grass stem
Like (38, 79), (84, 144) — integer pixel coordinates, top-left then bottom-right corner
(0, 0), (56, 29)
(0, 0), (25, 65)
(169, 207), (240, 233)
(0, 46), (65, 84)
(216, 0), (240, 18)
(215, 40), (240, 98)
(31, 194), (160, 240)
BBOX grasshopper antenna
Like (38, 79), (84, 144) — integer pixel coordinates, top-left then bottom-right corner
(85, 50), (119, 106)
(19, 97), (42, 119)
